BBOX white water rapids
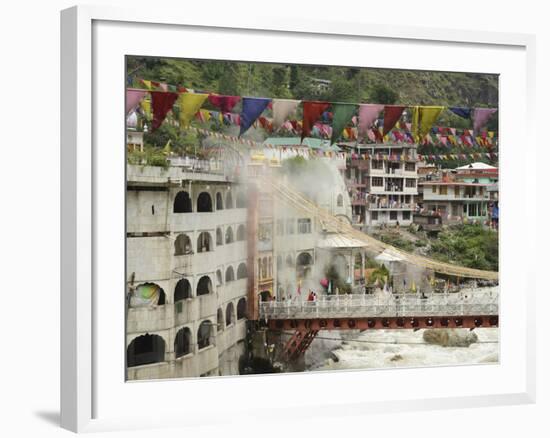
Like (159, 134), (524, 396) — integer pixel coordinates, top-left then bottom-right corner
(305, 327), (499, 371)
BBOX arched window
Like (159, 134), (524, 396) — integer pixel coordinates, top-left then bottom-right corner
(216, 227), (223, 246)
(297, 252), (313, 279)
(216, 269), (223, 286)
(174, 327), (191, 358)
(197, 192), (213, 212)
(174, 234), (192, 255)
(226, 191), (233, 209)
(237, 262), (247, 279)
(225, 266), (235, 282)
(225, 302), (235, 326)
(131, 283), (165, 307)
(174, 278), (191, 302)
(197, 232), (212, 253)
(225, 226), (234, 244)
(236, 224), (246, 241)
(173, 191), (192, 213)
(216, 192), (223, 210)
(217, 308), (224, 331)
(127, 334), (165, 367)
(196, 276), (212, 296)
(337, 193), (343, 207)
(237, 298), (247, 320)
(197, 320), (212, 349)
(236, 191), (247, 208)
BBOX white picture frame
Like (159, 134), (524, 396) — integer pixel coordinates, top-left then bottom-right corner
(61, 5), (536, 433)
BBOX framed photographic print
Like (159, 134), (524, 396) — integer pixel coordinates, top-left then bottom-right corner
(61, 5), (536, 433)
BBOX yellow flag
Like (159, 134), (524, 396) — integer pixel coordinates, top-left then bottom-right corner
(178, 93), (208, 127)
(488, 131), (495, 138)
(142, 80), (152, 90)
(412, 106), (444, 140)
(140, 99), (151, 119)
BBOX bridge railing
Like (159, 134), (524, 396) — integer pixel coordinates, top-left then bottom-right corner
(259, 292), (498, 320)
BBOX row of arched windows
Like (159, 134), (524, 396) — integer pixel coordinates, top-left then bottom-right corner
(216, 262), (248, 285)
(216, 298), (247, 331)
(173, 190), (247, 214)
(127, 297), (248, 367)
(174, 225), (246, 256)
(127, 320), (214, 367)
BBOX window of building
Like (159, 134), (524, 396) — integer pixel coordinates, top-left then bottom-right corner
(372, 177), (383, 187)
(225, 226), (234, 244)
(225, 303), (235, 327)
(336, 194), (343, 207)
(389, 211), (398, 220)
(236, 224), (246, 241)
(196, 276), (212, 296)
(174, 234), (192, 255)
(432, 185), (437, 193)
(371, 160), (384, 170)
(174, 279), (191, 311)
(174, 327), (191, 358)
(225, 266), (235, 282)
(197, 232), (212, 253)
(439, 186), (448, 195)
(197, 320), (212, 349)
(402, 211), (411, 220)
(197, 192), (213, 212)
(454, 186), (460, 197)
(237, 298), (247, 320)
(216, 227), (223, 246)
(405, 179), (416, 188)
(237, 262), (248, 279)
(127, 334), (166, 367)
(216, 192), (224, 210)
(217, 308), (224, 331)
(405, 162), (416, 172)
(297, 218), (312, 234)
(286, 219), (295, 235)
(371, 211), (378, 221)
(173, 191), (192, 213)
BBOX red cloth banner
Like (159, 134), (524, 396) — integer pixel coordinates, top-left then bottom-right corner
(383, 106), (406, 136)
(301, 101), (330, 141)
(151, 91), (178, 131)
(208, 94), (241, 113)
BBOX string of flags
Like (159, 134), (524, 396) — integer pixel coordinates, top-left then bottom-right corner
(186, 125), (498, 163)
(127, 83), (498, 147)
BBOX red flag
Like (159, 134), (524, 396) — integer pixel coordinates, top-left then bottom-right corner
(301, 101), (330, 141)
(383, 106), (406, 136)
(208, 94), (241, 113)
(150, 91), (178, 131)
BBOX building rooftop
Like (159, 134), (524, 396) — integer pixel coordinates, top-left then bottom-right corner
(455, 162), (498, 171)
(263, 137), (341, 151)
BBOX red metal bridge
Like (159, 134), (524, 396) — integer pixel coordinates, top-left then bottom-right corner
(260, 290), (499, 361)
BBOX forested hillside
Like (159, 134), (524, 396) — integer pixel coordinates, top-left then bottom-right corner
(127, 57), (498, 116)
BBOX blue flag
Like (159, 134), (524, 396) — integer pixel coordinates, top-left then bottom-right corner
(449, 107), (472, 119)
(239, 97), (271, 136)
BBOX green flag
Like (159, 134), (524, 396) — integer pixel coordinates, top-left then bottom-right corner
(330, 103), (357, 144)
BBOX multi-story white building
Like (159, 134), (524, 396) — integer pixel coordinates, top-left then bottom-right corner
(126, 162), (249, 380)
(342, 143), (418, 229)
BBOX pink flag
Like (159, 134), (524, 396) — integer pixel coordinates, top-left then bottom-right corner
(358, 104), (383, 140)
(367, 129), (377, 142)
(126, 89), (147, 115)
(472, 108), (497, 132)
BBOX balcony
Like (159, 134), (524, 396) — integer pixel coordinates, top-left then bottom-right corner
(368, 203), (415, 210)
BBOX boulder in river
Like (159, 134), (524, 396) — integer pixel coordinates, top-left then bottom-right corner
(423, 329), (478, 347)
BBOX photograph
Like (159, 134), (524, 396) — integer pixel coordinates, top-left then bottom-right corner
(125, 56), (499, 381)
